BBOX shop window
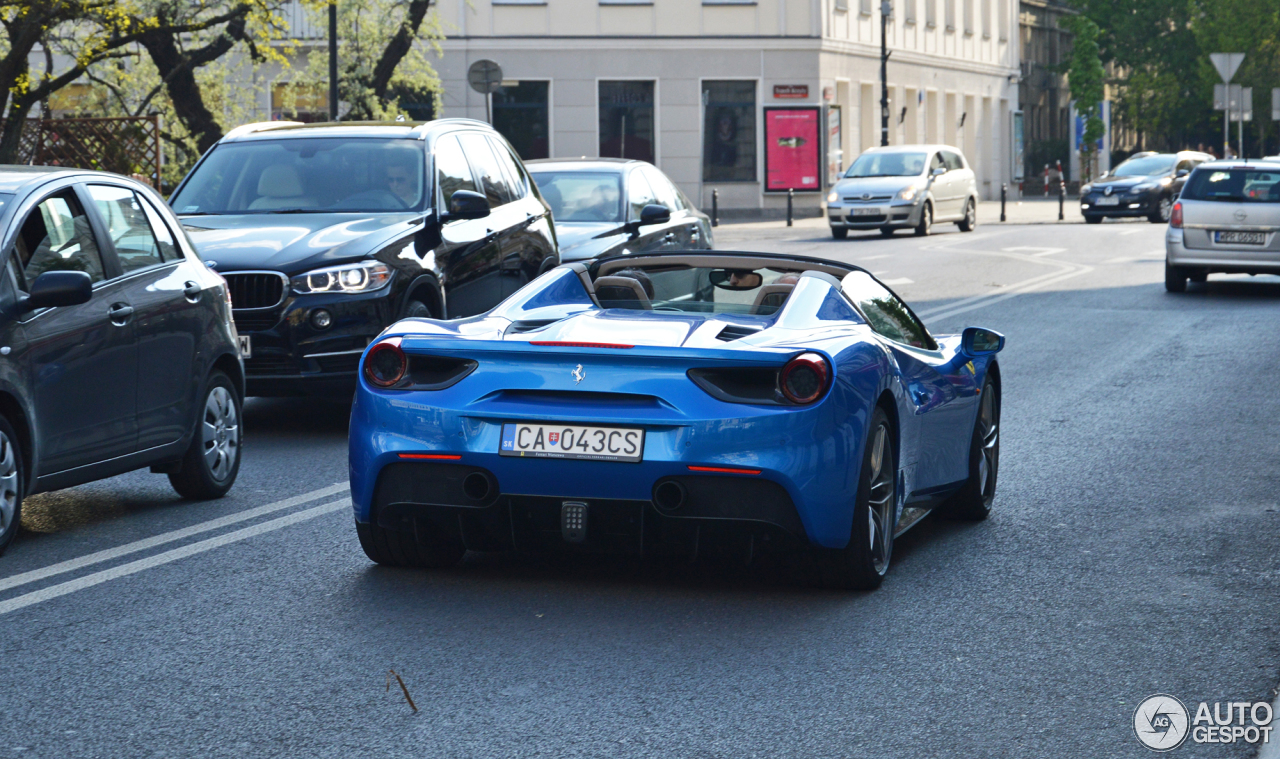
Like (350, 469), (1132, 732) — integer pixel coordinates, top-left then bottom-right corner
(702, 80), (756, 183)
(492, 81), (550, 160)
(599, 81), (655, 164)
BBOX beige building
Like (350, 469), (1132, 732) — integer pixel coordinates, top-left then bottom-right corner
(434, 0), (1020, 215)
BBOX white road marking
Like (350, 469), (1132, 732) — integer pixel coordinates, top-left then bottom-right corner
(0, 498), (351, 617)
(1001, 246), (1066, 257)
(0, 482), (348, 594)
(859, 254), (892, 261)
(1118, 228), (1147, 235)
(880, 277), (915, 286)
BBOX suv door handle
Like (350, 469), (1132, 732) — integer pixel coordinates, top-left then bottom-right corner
(108, 303), (134, 325)
(183, 281), (201, 302)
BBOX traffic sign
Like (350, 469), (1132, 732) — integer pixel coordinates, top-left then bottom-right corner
(1209, 53), (1245, 83)
(1272, 88), (1280, 121)
(467, 60), (504, 95)
(1230, 87), (1253, 122)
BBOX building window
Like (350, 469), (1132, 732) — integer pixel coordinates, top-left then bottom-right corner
(859, 0), (871, 15)
(904, 0), (916, 24)
(998, 0), (1008, 39)
(492, 81), (550, 160)
(925, 0), (936, 27)
(945, 0), (955, 30)
(599, 81), (655, 164)
(702, 80), (757, 182)
(963, 0), (973, 34)
(834, 0), (848, 11)
(271, 83), (330, 122)
(981, 0), (990, 37)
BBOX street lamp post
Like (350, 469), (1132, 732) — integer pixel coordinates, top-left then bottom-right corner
(328, 3), (339, 121)
(880, 1), (892, 147)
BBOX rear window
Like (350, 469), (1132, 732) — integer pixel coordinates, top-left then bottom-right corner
(1180, 168), (1280, 203)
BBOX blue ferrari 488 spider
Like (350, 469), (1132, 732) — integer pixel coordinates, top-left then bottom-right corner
(349, 251), (1003, 589)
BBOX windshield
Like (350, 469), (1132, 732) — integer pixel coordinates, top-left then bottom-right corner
(844, 152), (927, 178)
(593, 265), (807, 315)
(0, 193), (11, 213)
(170, 137), (427, 215)
(530, 171), (624, 223)
(1111, 155), (1176, 178)
(1180, 168), (1280, 203)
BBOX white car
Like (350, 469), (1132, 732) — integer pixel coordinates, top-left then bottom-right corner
(1165, 160), (1280, 292)
(826, 144), (979, 239)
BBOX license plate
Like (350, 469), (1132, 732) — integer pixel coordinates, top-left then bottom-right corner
(851, 207), (886, 216)
(1095, 196), (1120, 206)
(237, 335), (252, 359)
(1214, 230), (1266, 245)
(500, 423), (644, 463)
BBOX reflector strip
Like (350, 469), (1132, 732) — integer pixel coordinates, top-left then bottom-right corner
(687, 465), (761, 475)
(529, 341), (634, 349)
(399, 453), (462, 460)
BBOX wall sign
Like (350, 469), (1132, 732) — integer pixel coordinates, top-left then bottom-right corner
(764, 107), (821, 192)
(773, 85), (809, 99)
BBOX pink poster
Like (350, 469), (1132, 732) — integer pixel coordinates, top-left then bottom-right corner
(764, 108), (821, 192)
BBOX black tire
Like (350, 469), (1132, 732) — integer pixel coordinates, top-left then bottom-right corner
(914, 202), (932, 237)
(0, 417), (24, 557)
(401, 299), (432, 319)
(805, 406), (897, 590)
(940, 376), (1000, 521)
(355, 519), (465, 568)
(958, 198), (977, 231)
(1189, 271), (1208, 284)
(168, 370), (241, 500)
(1084, 215), (1103, 225)
(1149, 196), (1172, 224)
(880, 227), (897, 237)
(1164, 260), (1188, 293)
(831, 226), (848, 240)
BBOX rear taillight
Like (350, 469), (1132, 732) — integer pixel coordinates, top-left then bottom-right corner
(779, 353), (830, 405)
(1170, 201), (1183, 229)
(364, 338), (406, 388)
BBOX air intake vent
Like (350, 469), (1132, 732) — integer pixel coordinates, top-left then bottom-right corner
(507, 318), (560, 334)
(715, 324), (762, 342)
(223, 272), (286, 310)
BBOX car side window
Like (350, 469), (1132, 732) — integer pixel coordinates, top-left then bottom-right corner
(137, 196), (182, 262)
(12, 190), (107, 288)
(435, 134), (479, 205)
(931, 153), (947, 173)
(458, 132), (513, 208)
(628, 171), (658, 220)
(87, 184), (167, 274)
(1176, 159), (1194, 174)
(642, 166), (681, 211)
(943, 151), (965, 172)
(841, 271), (932, 349)
(487, 137), (528, 201)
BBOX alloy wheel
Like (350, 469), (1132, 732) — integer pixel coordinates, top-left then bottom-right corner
(1158, 197), (1172, 222)
(202, 386), (240, 482)
(866, 422), (895, 574)
(977, 390), (999, 499)
(0, 431), (17, 534)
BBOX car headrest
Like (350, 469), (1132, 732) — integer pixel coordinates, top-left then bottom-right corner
(257, 164), (304, 198)
(594, 276), (652, 310)
(751, 283), (795, 314)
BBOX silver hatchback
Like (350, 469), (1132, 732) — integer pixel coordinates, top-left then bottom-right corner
(826, 144), (979, 239)
(1165, 160), (1280, 292)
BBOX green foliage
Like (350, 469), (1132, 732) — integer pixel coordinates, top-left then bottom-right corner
(1061, 14), (1105, 180)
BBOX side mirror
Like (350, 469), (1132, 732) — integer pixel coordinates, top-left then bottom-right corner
(932, 167), (946, 177)
(1176, 169), (1189, 178)
(638, 204), (671, 226)
(21, 271), (93, 312)
(445, 190), (490, 221)
(961, 326), (1004, 357)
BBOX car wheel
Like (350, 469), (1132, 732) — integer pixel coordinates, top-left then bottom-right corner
(1149, 196), (1172, 224)
(940, 376), (1000, 521)
(0, 417), (24, 557)
(1084, 215), (1103, 225)
(401, 299), (432, 319)
(958, 198), (977, 232)
(831, 226), (848, 240)
(1164, 260), (1188, 293)
(355, 519), (466, 568)
(1189, 271), (1208, 283)
(806, 406), (896, 590)
(914, 202), (932, 237)
(168, 371), (241, 500)
(880, 227), (897, 237)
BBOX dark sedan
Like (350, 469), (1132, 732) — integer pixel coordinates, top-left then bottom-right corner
(527, 158), (712, 262)
(1080, 151), (1211, 224)
(168, 119), (558, 396)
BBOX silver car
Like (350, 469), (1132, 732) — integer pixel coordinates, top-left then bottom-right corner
(826, 144), (979, 239)
(1165, 160), (1280, 292)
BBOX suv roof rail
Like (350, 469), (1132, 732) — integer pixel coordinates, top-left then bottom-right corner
(223, 121), (304, 140)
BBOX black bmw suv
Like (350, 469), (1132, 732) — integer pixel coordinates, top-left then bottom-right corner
(168, 119), (558, 396)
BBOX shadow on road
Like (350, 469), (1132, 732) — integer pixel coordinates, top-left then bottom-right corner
(243, 395), (354, 437)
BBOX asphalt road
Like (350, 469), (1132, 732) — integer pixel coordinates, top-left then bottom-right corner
(3, 217), (1280, 758)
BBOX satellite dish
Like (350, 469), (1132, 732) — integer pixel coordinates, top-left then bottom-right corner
(468, 60), (504, 95)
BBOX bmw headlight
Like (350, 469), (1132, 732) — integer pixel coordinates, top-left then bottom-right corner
(896, 185), (919, 201)
(291, 261), (392, 294)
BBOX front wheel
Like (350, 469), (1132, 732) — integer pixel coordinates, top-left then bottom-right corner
(831, 226), (848, 240)
(1164, 260), (1188, 293)
(940, 376), (999, 520)
(879, 227), (897, 237)
(1084, 215), (1103, 225)
(958, 198), (977, 232)
(168, 371), (241, 500)
(400, 299), (432, 319)
(804, 407), (896, 590)
(1149, 196), (1172, 224)
(0, 417), (24, 557)
(914, 202), (933, 237)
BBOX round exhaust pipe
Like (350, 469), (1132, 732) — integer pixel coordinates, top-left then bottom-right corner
(654, 480), (687, 512)
(463, 472), (492, 501)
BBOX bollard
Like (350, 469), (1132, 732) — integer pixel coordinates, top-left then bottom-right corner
(786, 189), (794, 227)
(1000, 183), (1007, 222)
(711, 189), (719, 227)
(1058, 181), (1064, 221)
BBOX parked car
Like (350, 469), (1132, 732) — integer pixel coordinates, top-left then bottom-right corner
(826, 144), (979, 239)
(1080, 150), (1212, 224)
(167, 119), (558, 396)
(527, 158), (712, 262)
(1165, 160), (1280, 292)
(0, 167), (243, 555)
(348, 250), (1004, 590)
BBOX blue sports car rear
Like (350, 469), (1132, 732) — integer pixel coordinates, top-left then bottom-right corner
(349, 251), (1004, 589)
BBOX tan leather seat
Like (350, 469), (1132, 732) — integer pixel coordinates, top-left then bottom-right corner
(751, 283), (794, 314)
(249, 165), (314, 210)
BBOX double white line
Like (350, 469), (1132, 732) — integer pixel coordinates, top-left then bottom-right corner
(0, 482), (350, 617)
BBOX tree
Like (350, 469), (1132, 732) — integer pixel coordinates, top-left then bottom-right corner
(1062, 14), (1105, 181)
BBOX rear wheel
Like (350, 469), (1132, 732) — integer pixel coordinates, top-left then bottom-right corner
(1164, 260), (1188, 293)
(805, 407), (896, 590)
(914, 202), (933, 237)
(356, 519), (465, 568)
(0, 418), (24, 557)
(1189, 271), (1208, 284)
(958, 198), (977, 232)
(831, 226), (848, 240)
(880, 227), (897, 237)
(1149, 196), (1172, 224)
(1084, 215), (1103, 225)
(940, 377), (999, 520)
